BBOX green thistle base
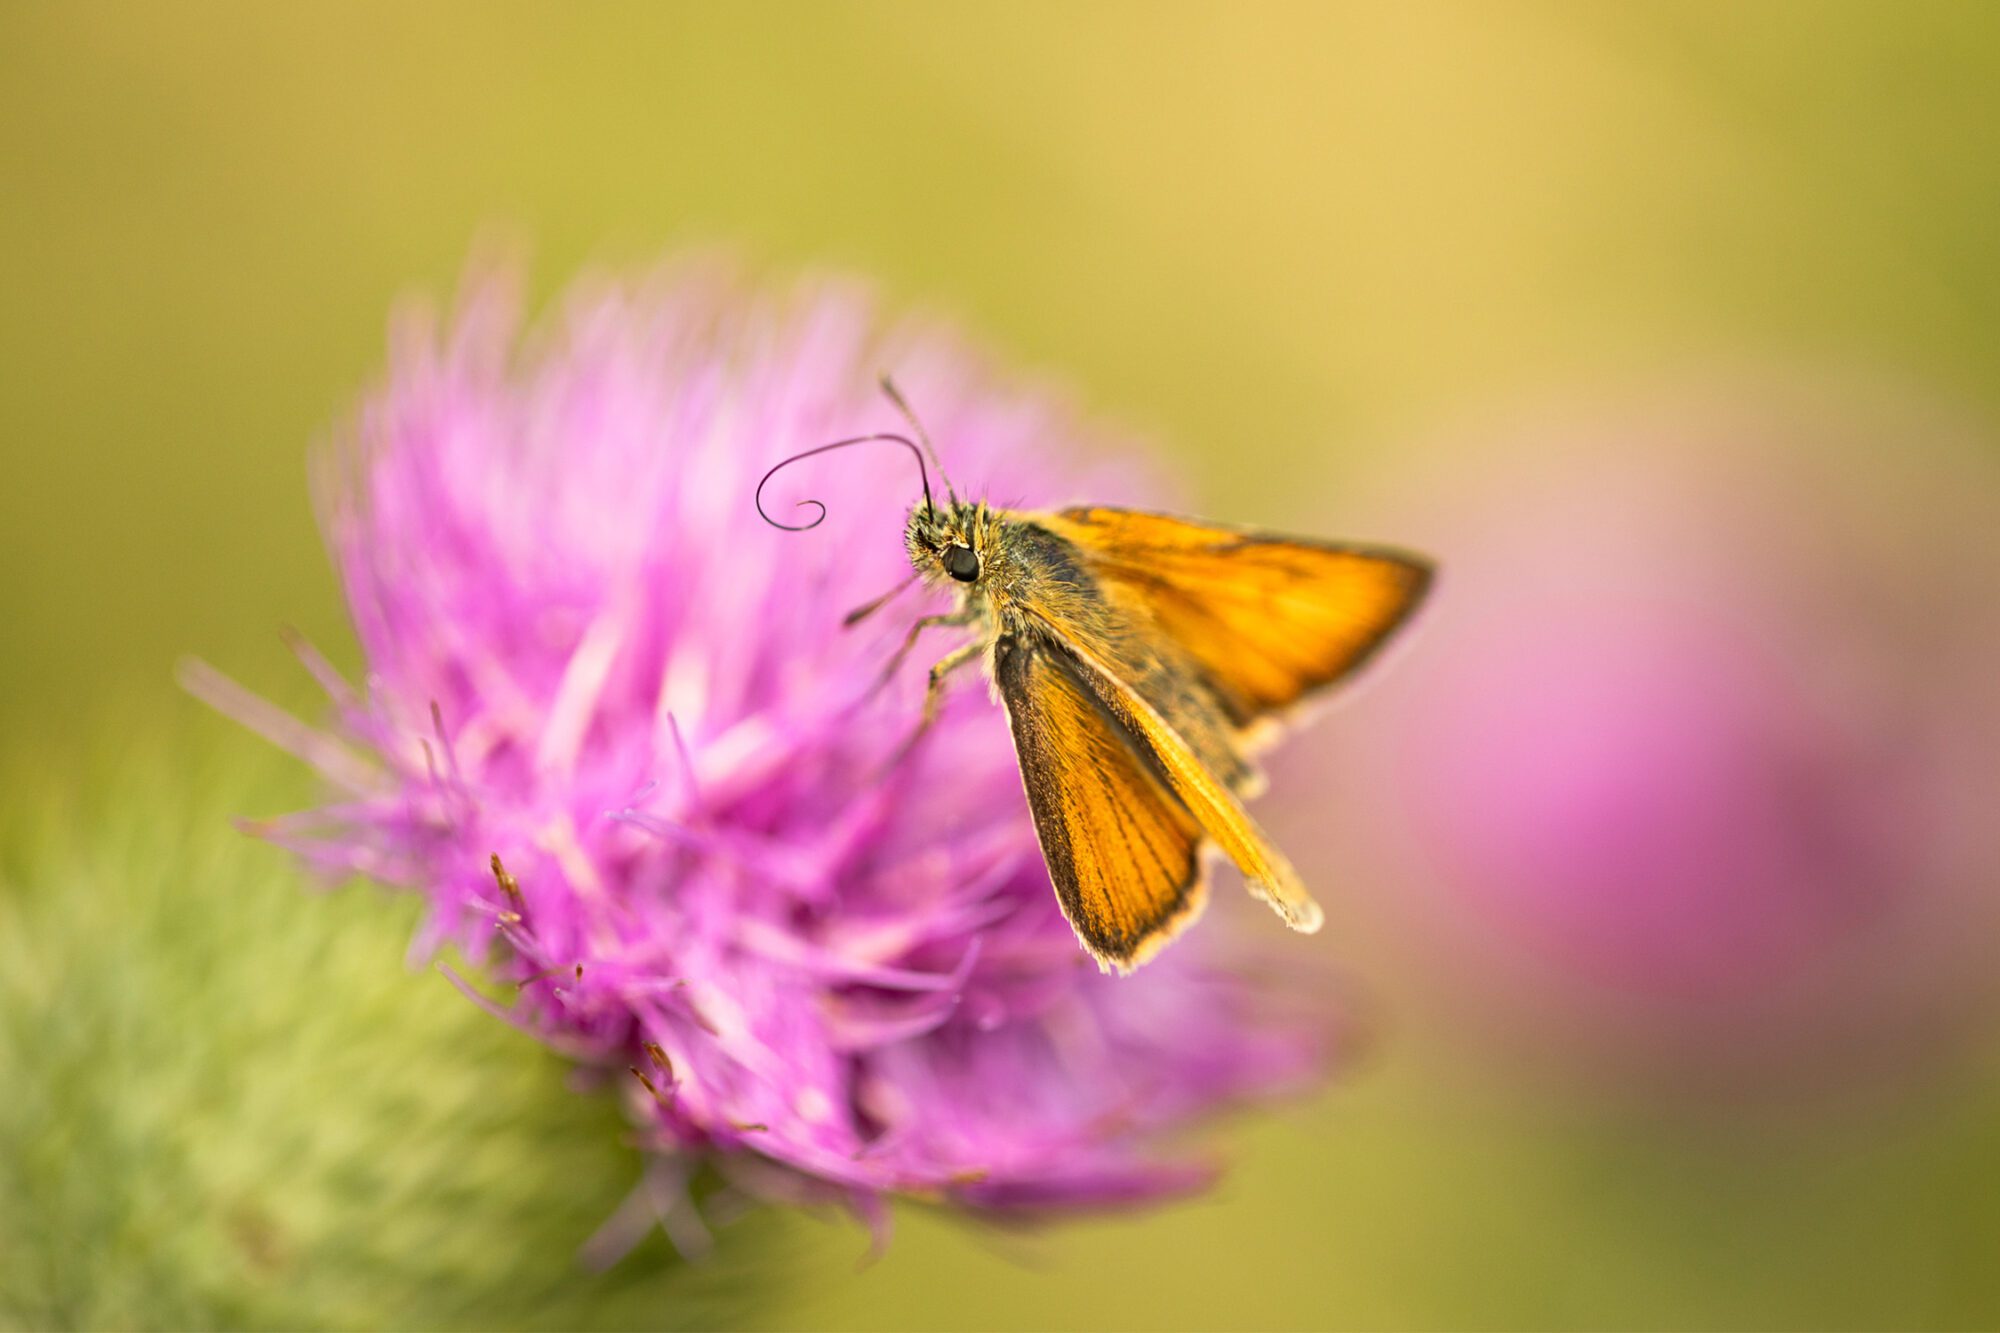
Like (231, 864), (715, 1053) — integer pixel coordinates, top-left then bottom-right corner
(0, 731), (776, 1331)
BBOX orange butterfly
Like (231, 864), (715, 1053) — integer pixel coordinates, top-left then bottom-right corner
(760, 382), (1433, 973)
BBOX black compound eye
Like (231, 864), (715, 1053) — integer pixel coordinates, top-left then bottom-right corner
(944, 544), (981, 582)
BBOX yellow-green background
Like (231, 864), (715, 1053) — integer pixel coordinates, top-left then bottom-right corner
(5, 4), (2000, 1329)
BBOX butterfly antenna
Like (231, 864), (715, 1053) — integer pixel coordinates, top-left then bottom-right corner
(878, 375), (958, 508)
(755, 433), (934, 531)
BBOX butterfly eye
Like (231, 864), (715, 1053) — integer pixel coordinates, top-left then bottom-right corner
(944, 544), (980, 582)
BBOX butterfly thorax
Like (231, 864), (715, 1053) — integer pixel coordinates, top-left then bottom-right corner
(905, 500), (1097, 636)
(903, 499), (1256, 794)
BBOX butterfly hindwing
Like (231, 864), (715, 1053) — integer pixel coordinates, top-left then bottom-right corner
(1044, 506), (1433, 735)
(993, 633), (1209, 972)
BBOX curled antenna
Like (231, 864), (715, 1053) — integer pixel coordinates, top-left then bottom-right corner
(878, 375), (959, 505)
(755, 433), (934, 531)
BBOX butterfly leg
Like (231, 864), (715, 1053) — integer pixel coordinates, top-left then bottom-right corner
(868, 608), (977, 700)
(841, 574), (918, 628)
(883, 640), (985, 771)
(917, 640), (984, 730)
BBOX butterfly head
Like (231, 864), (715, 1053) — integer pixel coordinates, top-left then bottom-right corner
(755, 379), (991, 588)
(907, 499), (992, 587)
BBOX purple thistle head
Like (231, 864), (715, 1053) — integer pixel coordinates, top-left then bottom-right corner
(196, 260), (1332, 1233)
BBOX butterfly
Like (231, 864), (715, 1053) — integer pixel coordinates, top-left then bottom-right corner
(758, 381), (1433, 973)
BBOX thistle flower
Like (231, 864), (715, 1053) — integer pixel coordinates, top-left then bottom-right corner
(193, 261), (1330, 1238)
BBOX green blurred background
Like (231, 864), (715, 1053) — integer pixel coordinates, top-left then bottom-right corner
(5, 3), (2000, 1329)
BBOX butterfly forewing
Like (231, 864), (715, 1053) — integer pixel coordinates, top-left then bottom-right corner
(1042, 630), (1324, 937)
(1044, 507), (1433, 732)
(994, 635), (1209, 972)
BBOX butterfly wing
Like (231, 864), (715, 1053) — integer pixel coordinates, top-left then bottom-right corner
(994, 634), (1210, 972)
(996, 629), (1323, 968)
(1042, 506), (1433, 738)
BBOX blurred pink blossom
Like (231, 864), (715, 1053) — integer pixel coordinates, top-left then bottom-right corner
(193, 260), (1333, 1241)
(1310, 379), (2000, 1106)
